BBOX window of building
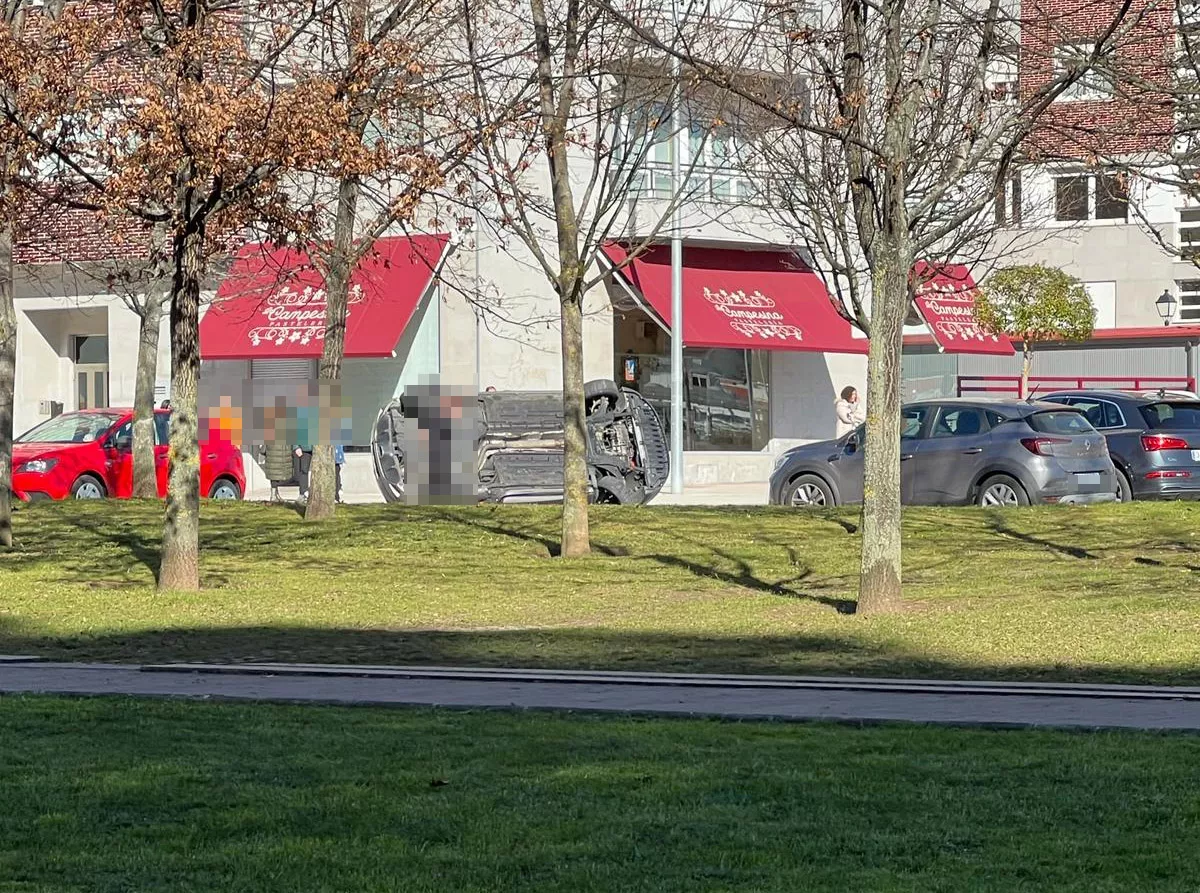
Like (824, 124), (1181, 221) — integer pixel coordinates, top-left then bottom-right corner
(613, 309), (770, 451)
(995, 170), (1023, 226)
(1054, 172), (1128, 222)
(1055, 175), (1089, 220)
(1177, 279), (1200, 322)
(1054, 43), (1115, 102)
(1179, 207), (1200, 260)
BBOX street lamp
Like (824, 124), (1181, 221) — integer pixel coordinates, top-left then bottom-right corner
(1156, 289), (1178, 326)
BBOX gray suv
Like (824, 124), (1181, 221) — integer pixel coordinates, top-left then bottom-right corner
(769, 398), (1119, 508)
(1041, 390), (1200, 501)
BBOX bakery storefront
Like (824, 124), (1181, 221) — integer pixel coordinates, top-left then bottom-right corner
(197, 234), (450, 493)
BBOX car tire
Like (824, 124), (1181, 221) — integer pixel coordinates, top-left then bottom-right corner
(70, 475), (107, 499)
(583, 379), (622, 413)
(782, 474), (835, 508)
(977, 474), (1029, 508)
(1116, 469), (1133, 503)
(208, 478), (242, 500)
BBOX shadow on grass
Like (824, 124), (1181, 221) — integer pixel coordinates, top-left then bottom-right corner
(1, 620), (1198, 686)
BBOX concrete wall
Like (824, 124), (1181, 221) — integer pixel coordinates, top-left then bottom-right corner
(769, 350), (867, 448)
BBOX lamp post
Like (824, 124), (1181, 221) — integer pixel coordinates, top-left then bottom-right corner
(1156, 289), (1178, 327)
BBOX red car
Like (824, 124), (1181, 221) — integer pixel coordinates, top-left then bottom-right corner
(12, 409), (245, 502)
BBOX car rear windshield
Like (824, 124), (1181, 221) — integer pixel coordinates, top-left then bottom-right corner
(1025, 410), (1094, 435)
(15, 412), (120, 444)
(1139, 402), (1200, 430)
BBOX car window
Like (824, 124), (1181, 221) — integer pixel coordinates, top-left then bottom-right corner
(1070, 399), (1123, 429)
(1042, 396), (1071, 405)
(1139, 401), (1200, 430)
(901, 406), (929, 439)
(1027, 410), (1094, 435)
(15, 412), (121, 444)
(110, 421), (133, 450)
(931, 407), (985, 438)
(985, 410), (1007, 428)
(154, 412), (171, 446)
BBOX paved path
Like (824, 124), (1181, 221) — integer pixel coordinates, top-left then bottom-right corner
(3, 661), (1200, 730)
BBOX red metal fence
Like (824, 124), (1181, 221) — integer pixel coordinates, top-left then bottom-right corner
(956, 375), (1198, 397)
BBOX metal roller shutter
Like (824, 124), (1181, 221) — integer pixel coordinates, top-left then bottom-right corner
(251, 359), (317, 380)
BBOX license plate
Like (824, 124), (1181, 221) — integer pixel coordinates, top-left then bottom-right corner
(1192, 450), (1200, 462)
(1076, 473), (1101, 485)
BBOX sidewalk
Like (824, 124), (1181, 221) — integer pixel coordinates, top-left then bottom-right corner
(247, 481), (769, 506)
(2, 660), (1200, 730)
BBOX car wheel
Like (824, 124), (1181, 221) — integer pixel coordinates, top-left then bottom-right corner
(70, 475), (107, 499)
(978, 474), (1029, 508)
(583, 379), (622, 414)
(1116, 469), (1133, 503)
(783, 474), (834, 508)
(208, 479), (242, 500)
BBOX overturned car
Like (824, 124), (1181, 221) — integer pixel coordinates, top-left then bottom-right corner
(371, 379), (670, 505)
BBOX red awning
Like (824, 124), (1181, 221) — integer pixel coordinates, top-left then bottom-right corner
(603, 243), (866, 354)
(911, 262), (1014, 355)
(200, 234), (450, 360)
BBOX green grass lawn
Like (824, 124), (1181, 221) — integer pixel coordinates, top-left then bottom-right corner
(0, 695), (1197, 892)
(2, 500), (1200, 682)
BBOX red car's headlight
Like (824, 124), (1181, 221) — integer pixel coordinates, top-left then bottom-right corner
(16, 458), (58, 474)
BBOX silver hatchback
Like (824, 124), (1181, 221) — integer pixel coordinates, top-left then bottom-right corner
(769, 399), (1120, 507)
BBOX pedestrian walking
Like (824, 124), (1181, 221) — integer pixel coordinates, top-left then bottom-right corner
(334, 443), (345, 504)
(834, 386), (866, 438)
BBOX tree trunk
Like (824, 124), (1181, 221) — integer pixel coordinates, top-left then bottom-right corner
(158, 226), (204, 591)
(305, 183), (361, 521)
(1020, 347), (1032, 399)
(0, 228), (14, 549)
(529, 0), (590, 557)
(131, 290), (164, 498)
(857, 243), (909, 616)
(560, 278), (589, 557)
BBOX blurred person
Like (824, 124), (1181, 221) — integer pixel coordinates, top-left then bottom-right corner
(262, 401), (292, 502)
(334, 443), (345, 504)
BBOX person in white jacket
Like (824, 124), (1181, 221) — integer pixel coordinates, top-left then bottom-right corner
(834, 386), (866, 438)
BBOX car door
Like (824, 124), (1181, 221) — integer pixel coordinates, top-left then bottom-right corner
(153, 412), (171, 497)
(909, 405), (991, 504)
(106, 420), (134, 497)
(898, 405), (932, 504)
(828, 424), (866, 504)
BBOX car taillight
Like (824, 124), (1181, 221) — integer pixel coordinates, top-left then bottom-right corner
(1147, 470), (1192, 479)
(1141, 434), (1190, 451)
(1021, 437), (1070, 456)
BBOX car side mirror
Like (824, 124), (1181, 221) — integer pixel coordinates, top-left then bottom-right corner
(845, 434), (859, 454)
(109, 434), (133, 453)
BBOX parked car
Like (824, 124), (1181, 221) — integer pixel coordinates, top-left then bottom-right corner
(12, 409), (245, 502)
(372, 379), (670, 504)
(1041, 390), (1200, 501)
(769, 398), (1119, 508)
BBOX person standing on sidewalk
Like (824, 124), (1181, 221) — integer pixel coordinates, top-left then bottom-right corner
(834, 386), (865, 438)
(334, 443), (345, 504)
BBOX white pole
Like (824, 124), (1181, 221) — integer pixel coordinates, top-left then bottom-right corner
(669, 48), (684, 494)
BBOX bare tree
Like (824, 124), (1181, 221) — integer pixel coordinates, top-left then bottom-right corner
(293, 0), (486, 521)
(459, 0), (720, 556)
(602, 0), (1139, 611)
(64, 0), (359, 589)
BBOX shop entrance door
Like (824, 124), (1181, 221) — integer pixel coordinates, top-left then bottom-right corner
(73, 335), (110, 410)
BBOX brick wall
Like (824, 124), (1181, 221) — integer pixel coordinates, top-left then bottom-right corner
(1021, 0), (1174, 159)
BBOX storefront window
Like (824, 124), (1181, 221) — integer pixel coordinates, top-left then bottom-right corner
(614, 310), (771, 451)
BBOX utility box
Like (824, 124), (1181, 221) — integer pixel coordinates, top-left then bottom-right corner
(37, 400), (63, 417)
